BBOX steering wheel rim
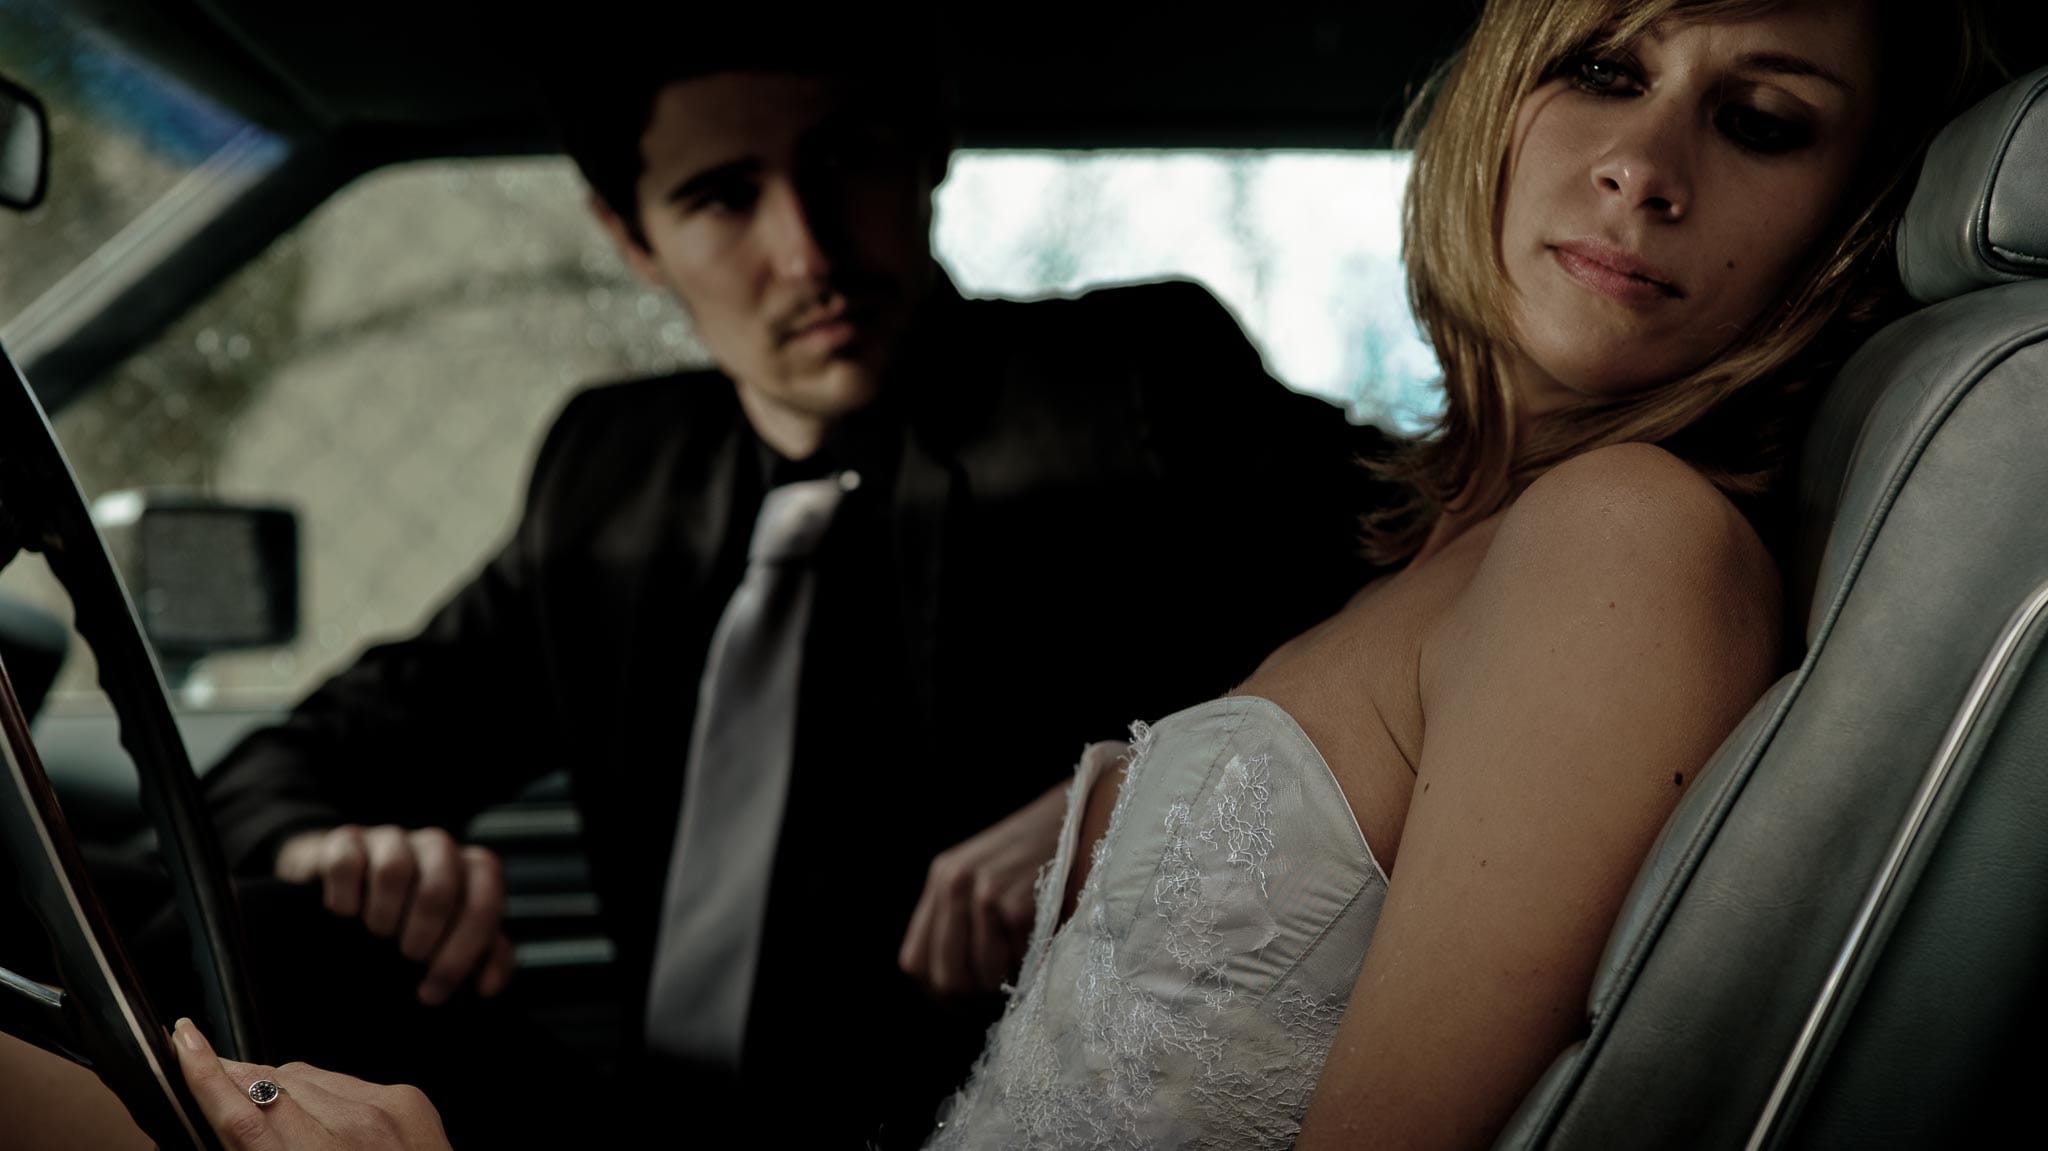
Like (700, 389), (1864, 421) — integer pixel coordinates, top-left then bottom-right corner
(0, 342), (260, 1149)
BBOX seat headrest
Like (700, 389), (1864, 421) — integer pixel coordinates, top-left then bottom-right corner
(1898, 67), (2048, 304)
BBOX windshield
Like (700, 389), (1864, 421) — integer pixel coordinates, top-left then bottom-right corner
(0, 0), (282, 330)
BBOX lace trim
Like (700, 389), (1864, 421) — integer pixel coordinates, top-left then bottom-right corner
(927, 713), (1355, 1149)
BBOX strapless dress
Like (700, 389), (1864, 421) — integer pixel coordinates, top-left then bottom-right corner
(927, 694), (1390, 1149)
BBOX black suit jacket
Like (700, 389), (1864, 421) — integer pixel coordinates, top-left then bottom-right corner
(204, 276), (1391, 1145)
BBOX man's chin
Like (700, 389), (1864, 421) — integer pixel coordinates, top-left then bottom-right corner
(790, 357), (885, 418)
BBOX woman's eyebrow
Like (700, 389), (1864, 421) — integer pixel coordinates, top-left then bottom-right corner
(1733, 51), (1854, 94)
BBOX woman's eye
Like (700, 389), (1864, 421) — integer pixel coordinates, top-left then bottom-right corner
(1717, 105), (1813, 155)
(1568, 55), (1640, 96)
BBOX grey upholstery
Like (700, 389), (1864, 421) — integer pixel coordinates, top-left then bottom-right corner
(1498, 66), (2048, 1150)
(1899, 68), (2048, 303)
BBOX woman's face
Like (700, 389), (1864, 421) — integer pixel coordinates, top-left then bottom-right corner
(1497, 0), (1879, 412)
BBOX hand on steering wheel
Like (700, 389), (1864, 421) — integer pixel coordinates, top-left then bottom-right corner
(171, 1019), (451, 1151)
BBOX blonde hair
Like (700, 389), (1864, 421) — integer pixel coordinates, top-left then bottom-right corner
(1366, 0), (1998, 564)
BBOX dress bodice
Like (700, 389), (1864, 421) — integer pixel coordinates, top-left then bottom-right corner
(928, 695), (1390, 1149)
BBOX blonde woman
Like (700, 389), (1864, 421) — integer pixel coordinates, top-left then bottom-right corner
(933, 0), (1995, 1146)
(21, 0), (1998, 1147)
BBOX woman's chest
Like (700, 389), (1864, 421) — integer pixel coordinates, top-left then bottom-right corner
(1236, 535), (1492, 871)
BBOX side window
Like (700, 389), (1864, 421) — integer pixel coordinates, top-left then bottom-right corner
(937, 151), (1441, 433)
(8, 158), (703, 706)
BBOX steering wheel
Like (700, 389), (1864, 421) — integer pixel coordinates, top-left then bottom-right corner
(0, 340), (261, 1150)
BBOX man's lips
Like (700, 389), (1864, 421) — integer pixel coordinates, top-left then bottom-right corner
(792, 318), (857, 350)
(1549, 240), (1684, 308)
(781, 303), (859, 345)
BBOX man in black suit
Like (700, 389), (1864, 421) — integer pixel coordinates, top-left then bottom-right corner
(202, 15), (1387, 1147)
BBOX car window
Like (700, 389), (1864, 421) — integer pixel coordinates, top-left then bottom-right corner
(2, 148), (1437, 711)
(940, 151), (1441, 433)
(2, 156), (702, 709)
(0, 0), (283, 329)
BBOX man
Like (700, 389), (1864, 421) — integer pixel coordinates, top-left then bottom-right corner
(203, 12), (1387, 1146)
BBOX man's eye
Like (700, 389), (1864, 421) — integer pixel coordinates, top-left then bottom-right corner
(1718, 105), (1813, 155)
(693, 181), (759, 215)
(1567, 54), (1641, 96)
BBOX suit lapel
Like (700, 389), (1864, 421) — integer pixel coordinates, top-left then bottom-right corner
(610, 385), (745, 762)
(674, 410), (745, 604)
(892, 421), (957, 755)
(889, 280), (1007, 761)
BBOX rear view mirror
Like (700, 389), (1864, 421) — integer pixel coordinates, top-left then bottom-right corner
(0, 73), (47, 211)
(90, 491), (300, 673)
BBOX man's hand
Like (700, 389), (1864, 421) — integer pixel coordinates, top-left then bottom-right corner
(274, 826), (514, 1005)
(898, 758), (1097, 997)
(172, 1018), (453, 1151)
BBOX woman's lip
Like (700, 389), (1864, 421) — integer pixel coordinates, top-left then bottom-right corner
(1549, 244), (1682, 308)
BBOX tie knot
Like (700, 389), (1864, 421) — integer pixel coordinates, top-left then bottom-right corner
(750, 471), (856, 563)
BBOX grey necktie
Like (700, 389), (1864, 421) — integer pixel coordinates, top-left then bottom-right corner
(644, 469), (856, 1064)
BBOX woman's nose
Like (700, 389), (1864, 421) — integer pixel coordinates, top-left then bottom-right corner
(1590, 104), (1694, 221)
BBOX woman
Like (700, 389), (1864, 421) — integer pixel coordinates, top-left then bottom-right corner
(33, 0), (1998, 1145)
(928, 1), (1993, 1146)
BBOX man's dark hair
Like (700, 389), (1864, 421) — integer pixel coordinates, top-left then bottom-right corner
(541, 8), (954, 247)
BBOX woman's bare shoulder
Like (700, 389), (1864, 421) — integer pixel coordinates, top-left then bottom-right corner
(1428, 442), (1782, 710)
(1496, 442), (1776, 605)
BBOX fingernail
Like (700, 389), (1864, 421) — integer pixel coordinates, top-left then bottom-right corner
(173, 1019), (203, 1052)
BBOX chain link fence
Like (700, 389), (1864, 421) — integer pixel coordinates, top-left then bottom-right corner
(2, 156), (708, 706)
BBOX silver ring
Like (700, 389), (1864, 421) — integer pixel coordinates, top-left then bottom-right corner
(247, 1079), (281, 1107)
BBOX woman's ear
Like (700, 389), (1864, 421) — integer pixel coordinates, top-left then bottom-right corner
(586, 190), (668, 289)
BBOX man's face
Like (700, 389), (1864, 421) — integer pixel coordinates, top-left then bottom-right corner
(613, 71), (939, 444)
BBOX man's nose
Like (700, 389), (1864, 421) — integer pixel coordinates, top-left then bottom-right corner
(758, 179), (833, 282)
(1589, 101), (1694, 222)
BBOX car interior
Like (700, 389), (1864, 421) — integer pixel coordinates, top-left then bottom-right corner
(0, 2), (2045, 1148)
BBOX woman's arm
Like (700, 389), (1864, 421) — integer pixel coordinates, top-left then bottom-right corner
(0, 1030), (152, 1150)
(1297, 443), (1782, 1149)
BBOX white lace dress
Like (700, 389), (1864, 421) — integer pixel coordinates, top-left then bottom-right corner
(927, 695), (1389, 1149)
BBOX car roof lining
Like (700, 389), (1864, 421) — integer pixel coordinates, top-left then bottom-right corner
(135, 1), (1486, 151)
